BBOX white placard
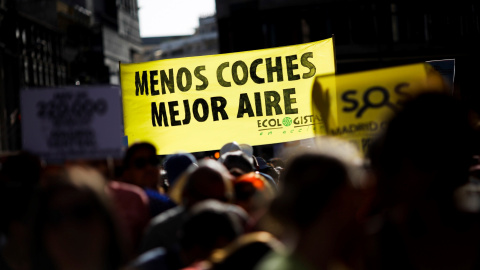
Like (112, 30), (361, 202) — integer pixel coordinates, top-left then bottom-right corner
(21, 85), (124, 162)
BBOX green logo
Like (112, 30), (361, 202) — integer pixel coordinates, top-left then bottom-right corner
(282, 117), (292, 126)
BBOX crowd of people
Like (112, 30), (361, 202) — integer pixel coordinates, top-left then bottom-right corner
(2, 91), (480, 270)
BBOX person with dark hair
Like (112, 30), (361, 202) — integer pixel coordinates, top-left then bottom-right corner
(140, 159), (234, 251)
(135, 159), (235, 269)
(268, 158), (285, 170)
(29, 165), (127, 270)
(255, 146), (366, 270)
(178, 199), (248, 269)
(121, 142), (176, 218)
(255, 156), (280, 186)
(364, 92), (480, 270)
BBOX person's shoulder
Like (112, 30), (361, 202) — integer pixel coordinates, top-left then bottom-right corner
(108, 180), (143, 193)
(128, 247), (169, 270)
(107, 180), (148, 202)
(141, 206), (187, 252)
(144, 188), (172, 202)
(149, 205), (186, 227)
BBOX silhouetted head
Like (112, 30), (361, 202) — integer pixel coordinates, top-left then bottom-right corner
(121, 142), (159, 189)
(31, 165), (125, 270)
(181, 159), (234, 207)
(179, 199), (248, 265)
(270, 152), (352, 230)
(369, 92), (476, 206)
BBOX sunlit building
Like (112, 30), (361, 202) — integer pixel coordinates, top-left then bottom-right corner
(0, 0), (141, 151)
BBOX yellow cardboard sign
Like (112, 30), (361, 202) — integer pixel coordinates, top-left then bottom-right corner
(120, 38), (335, 155)
(312, 63), (447, 154)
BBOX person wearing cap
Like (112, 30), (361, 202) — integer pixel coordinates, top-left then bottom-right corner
(219, 142), (278, 190)
(163, 153), (198, 189)
(219, 142), (254, 161)
(220, 142), (242, 156)
(219, 150), (255, 177)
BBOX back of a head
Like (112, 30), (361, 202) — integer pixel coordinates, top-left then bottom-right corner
(269, 153), (350, 229)
(182, 159), (234, 207)
(123, 142), (157, 170)
(372, 92), (476, 202)
(33, 165), (116, 234)
(234, 172), (272, 200)
(31, 165), (125, 270)
(269, 158), (285, 169)
(179, 199), (247, 263)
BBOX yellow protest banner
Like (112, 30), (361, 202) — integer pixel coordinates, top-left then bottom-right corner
(311, 63), (447, 154)
(120, 38), (335, 155)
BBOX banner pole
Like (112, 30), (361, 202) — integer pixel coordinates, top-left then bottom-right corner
(332, 34), (337, 73)
(118, 61), (122, 86)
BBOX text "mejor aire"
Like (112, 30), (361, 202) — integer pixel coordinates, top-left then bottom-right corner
(134, 52), (317, 127)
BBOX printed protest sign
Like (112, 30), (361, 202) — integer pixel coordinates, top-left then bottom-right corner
(120, 38), (335, 155)
(21, 86), (124, 162)
(311, 63), (447, 154)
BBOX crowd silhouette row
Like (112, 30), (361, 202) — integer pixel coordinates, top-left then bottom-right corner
(2, 92), (480, 270)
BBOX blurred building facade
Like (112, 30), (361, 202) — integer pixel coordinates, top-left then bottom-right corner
(141, 15), (219, 61)
(216, 0), (480, 112)
(141, 35), (190, 62)
(0, 0), (141, 151)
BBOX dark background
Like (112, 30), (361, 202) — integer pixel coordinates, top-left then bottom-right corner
(1, 0), (479, 157)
